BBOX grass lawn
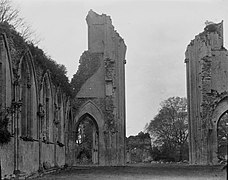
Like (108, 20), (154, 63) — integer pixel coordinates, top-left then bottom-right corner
(33, 163), (227, 180)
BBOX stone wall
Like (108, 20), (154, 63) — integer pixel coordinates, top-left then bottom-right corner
(0, 33), (14, 177)
(185, 21), (228, 164)
(0, 31), (70, 178)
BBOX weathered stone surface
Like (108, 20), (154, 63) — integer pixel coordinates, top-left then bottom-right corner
(70, 10), (127, 166)
(185, 21), (228, 165)
(0, 10), (126, 178)
(0, 33), (70, 178)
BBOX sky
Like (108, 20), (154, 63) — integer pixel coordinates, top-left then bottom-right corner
(14, 0), (228, 136)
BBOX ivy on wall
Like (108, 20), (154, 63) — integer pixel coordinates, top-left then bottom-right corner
(0, 108), (11, 145)
(71, 51), (102, 97)
(0, 22), (27, 64)
(71, 98), (88, 114)
(28, 43), (72, 96)
(0, 22), (72, 96)
(104, 96), (116, 133)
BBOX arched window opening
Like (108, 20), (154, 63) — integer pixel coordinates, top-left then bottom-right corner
(21, 60), (32, 137)
(0, 62), (3, 113)
(217, 111), (228, 163)
(0, 39), (13, 143)
(68, 110), (72, 136)
(57, 93), (62, 142)
(75, 115), (99, 165)
(41, 78), (50, 141)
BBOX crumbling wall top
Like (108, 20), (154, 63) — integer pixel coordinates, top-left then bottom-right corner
(86, 9), (112, 25)
(86, 10), (126, 56)
(203, 21), (223, 37)
(185, 21), (225, 62)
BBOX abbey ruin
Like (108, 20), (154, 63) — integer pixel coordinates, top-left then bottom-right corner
(0, 10), (126, 178)
(185, 21), (228, 165)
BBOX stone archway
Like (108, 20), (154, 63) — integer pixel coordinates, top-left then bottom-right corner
(211, 98), (228, 164)
(75, 113), (99, 164)
(217, 112), (228, 162)
(73, 100), (105, 165)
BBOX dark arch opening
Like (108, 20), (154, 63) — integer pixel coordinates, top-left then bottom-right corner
(217, 111), (228, 163)
(21, 58), (33, 137)
(75, 113), (99, 165)
(41, 74), (52, 142)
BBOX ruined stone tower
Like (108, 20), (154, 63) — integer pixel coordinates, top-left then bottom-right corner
(185, 21), (228, 164)
(68, 10), (127, 166)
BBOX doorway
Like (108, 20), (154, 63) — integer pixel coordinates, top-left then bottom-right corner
(75, 114), (99, 165)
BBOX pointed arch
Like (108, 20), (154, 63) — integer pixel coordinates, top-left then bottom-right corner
(74, 100), (104, 132)
(40, 70), (53, 98)
(75, 113), (99, 134)
(0, 33), (13, 87)
(212, 97), (228, 125)
(40, 71), (54, 141)
(65, 98), (72, 141)
(74, 112), (99, 164)
(55, 87), (64, 143)
(210, 96), (228, 164)
(73, 100), (104, 165)
(18, 50), (39, 99)
(77, 100), (103, 120)
(18, 50), (38, 138)
(0, 33), (14, 133)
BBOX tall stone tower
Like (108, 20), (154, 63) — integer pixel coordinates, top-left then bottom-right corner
(69, 10), (127, 166)
(185, 21), (228, 165)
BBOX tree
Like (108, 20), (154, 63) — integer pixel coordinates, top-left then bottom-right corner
(146, 97), (188, 162)
(0, 0), (19, 24)
(0, 0), (38, 44)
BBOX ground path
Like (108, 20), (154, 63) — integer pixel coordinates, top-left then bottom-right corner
(32, 163), (226, 180)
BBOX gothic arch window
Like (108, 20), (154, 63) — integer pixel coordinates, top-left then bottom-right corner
(68, 110), (73, 138)
(54, 90), (65, 144)
(0, 34), (13, 134)
(20, 58), (33, 137)
(42, 78), (49, 140)
(57, 92), (62, 142)
(40, 73), (53, 142)
(75, 113), (99, 164)
(0, 62), (3, 111)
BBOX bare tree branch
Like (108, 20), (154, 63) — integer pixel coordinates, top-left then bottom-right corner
(0, 0), (40, 45)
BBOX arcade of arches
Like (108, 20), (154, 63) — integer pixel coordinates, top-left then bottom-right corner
(185, 21), (228, 165)
(0, 10), (126, 178)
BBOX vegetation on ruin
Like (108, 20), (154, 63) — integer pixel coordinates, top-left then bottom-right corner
(0, 22), (72, 96)
(0, 21), (27, 57)
(146, 97), (189, 162)
(71, 51), (101, 96)
(28, 44), (72, 96)
(0, 0), (72, 96)
(0, 0), (37, 44)
(0, 108), (11, 145)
